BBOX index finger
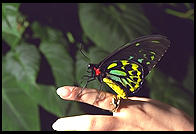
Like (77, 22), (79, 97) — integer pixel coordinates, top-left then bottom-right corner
(56, 86), (115, 111)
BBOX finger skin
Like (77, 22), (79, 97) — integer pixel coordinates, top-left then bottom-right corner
(52, 115), (116, 131)
(57, 86), (116, 111)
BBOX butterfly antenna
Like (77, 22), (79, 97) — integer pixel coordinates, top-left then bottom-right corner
(79, 43), (90, 62)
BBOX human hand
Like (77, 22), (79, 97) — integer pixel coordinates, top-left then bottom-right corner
(52, 86), (194, 131)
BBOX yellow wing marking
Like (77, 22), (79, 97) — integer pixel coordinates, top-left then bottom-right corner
(131, 63), (139, 70)
(107, 62), (117, 70)
(121, 60), (129, 66)
(103, 78), (126, 99)
(121, 60), (129, 70)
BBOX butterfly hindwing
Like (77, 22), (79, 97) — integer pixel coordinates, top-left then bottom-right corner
(102, 60), (144, 98)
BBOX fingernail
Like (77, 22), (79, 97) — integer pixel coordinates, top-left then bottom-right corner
(56, 87), (71, 98)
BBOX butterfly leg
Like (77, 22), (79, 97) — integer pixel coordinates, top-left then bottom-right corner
(75, 77), (95, 99)
(93, 82), (106, 105)
(111, 95), (121, 112)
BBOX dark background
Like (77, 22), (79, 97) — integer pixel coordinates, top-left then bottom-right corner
(2, 3), (194, 131)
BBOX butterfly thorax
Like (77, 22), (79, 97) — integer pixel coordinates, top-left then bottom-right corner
(88, 64), (106, 82)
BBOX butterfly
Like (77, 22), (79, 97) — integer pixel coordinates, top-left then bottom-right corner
(81, 35), (170, 112)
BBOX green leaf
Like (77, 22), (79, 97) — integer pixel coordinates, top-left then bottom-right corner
(2, 3), (28, 48)
(31, 22), (47, 40)
(89, 47), (109, 64)
(31, 22), (68, 49)
(31, 22), (85, 116)
(165, 8), (194, 21)
(8, 71), (84, 117)
(31, 84), (84, 117)
(147, 69), (194, 117)
(79, 3), (151, 52)
(2, 60), (40, 131)
(40, 40), (74, 87)
(3, 42), (70, 117)
(32, 22), (74, 87)
(184, 3), (192, 9)
(2, 3), (20, 23)
(4, 42), (40, 82)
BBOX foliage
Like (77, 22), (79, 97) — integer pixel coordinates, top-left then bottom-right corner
(2, 3), (194, 130)
(160, 3), (194, 22)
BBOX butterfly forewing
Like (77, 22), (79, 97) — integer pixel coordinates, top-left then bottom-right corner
(98, 35), (170, 76)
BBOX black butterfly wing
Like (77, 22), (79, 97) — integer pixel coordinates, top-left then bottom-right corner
(98, 35), (170, 76)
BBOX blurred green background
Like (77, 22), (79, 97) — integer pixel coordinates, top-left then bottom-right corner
(2, 3), (194, 131)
